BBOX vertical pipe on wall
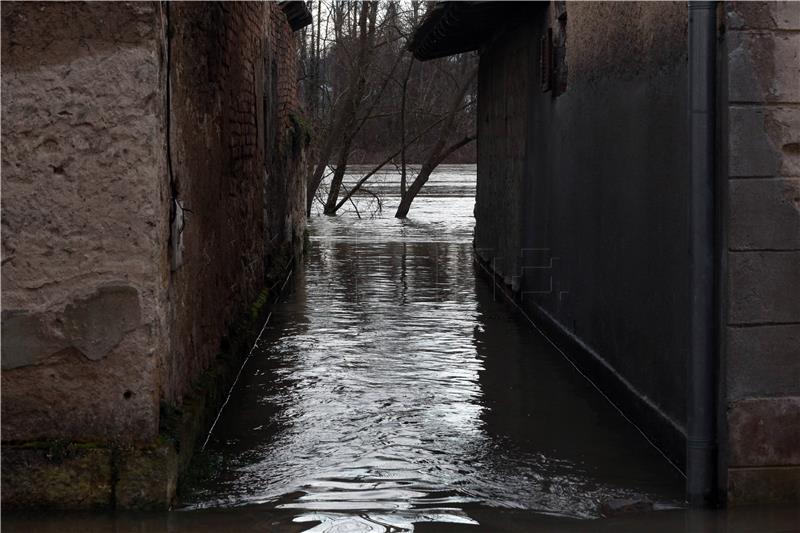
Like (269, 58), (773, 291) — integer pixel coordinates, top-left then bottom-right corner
(687, 0), (718, 507)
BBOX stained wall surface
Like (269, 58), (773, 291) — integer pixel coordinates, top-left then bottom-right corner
(164, 1), (306, 404)
(474, 0), (800, 504)
(1, 1), (307, 444)
(722, 1), (800, 505)
(475, 2), (691, 466)
(1, 1), (169, 442)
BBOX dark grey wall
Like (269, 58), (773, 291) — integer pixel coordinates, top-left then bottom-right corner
(475, 2), (690, 464)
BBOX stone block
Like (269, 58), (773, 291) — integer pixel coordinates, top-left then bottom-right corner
(728, 31), (800, 103)
(729, 178), (800, 251)
(1, 1), (168, 443)
(728, 466), (800, 505)
(0, 312), (66, 371)
(1, 286), (142, 370)
(0, 445), (113, 509)
(115, 442), (179, 510)
(726, 2), (800, 31)
(0, 330), (160, 442)
(727, 324), (800, 401)
(729, 106), (800, 177)
(728, 397), (800, 467)
(728, 251), (800, 324)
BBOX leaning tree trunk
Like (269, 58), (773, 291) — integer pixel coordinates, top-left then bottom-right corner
(395, 163), (433, 218)
(332, 111), (459, 213)
(306, 110), (346, 216)
(399, 59), (414, 197)
(323, 134), (354, 215)
(308, 2), (377, 216)
(395, 69), (477, 219)
(394, 134), (474, 218)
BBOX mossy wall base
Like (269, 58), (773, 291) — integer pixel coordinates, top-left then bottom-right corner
(1, 267), (294, 510)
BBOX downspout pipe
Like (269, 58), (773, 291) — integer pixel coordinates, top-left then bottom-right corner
(687, 0), (718, 507)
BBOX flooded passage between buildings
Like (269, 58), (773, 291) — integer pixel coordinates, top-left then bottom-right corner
(12, 166), (798, 532)
(179, 165), (685, 531)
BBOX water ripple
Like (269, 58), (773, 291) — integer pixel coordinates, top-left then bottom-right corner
(181, 166), (683, 530)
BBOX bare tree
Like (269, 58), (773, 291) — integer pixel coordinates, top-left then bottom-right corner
(305, 1), (378, 215)
(322, 2), (379, 215)
(300, 1), (477, 217)
(395, 68), (477, 218)
(399, 58), (413, 196)
(331, 102), (470, 213)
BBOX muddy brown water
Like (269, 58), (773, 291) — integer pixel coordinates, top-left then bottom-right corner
(5, 166), (798, 532)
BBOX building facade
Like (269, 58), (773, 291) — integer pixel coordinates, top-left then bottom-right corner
(1, 1), (310, 508)
(411, 0), (799, 505)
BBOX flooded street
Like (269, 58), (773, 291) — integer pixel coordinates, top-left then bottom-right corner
(5, 166), (799, 532)
(181, 165), (684, 529)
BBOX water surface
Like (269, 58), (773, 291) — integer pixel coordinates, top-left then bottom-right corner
(6, 166), (798, 532)
(180, 165), (685, 530)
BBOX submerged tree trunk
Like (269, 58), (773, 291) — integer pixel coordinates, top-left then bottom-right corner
(395, 69), (477, 219)
(309, 1), (378, 216)
(394, 135), (475, 218)
(332, 109), (462, 213)
(307, 108), (347, 216)
(399, 58), (414, 197)
(323, 134), (354, 215)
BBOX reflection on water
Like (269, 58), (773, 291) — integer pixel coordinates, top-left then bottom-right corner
(4, 166), (799, 532)
(179, 165), (685, 531)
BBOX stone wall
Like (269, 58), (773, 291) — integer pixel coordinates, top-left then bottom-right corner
(1, 1), (169, 443)
(722, 1), (800, 505)
(475, 2), (691, 467)
(1, 1), (308, 508)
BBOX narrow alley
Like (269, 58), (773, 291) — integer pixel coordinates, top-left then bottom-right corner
(2, 1), (799, 531)
(181, 166), (683, 528)
(4, 168), (797, 532)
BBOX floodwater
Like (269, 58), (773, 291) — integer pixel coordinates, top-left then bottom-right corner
(182, 164), (686, 528)
(5, 165), (798, 532)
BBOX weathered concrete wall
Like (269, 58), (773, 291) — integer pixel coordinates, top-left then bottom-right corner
(722, 1), (800, 505)
(2, 0), (308, 508)
(1, 1), (169, 442)
(475, 2), (691, 466)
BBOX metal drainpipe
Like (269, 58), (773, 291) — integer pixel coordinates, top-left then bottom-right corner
(687, 0), (718, 507)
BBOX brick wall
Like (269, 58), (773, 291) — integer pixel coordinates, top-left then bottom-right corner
(723, 1), (800, 505)
(271, 5), (303, 149)
(166, 1), (307, 403)
(265, 4), (307, 260)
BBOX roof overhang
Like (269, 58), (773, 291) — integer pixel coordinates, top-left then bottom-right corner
(408, 1), (528, 61)
(280, 1), (313, 32)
